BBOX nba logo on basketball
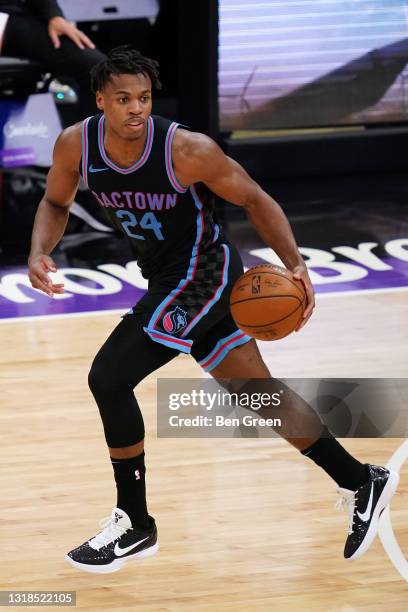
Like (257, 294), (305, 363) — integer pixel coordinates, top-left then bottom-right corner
(162, 306), (188, 334)
(252, 275), (261, 294)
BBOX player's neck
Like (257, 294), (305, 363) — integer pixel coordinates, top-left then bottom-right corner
(103, 124), (148, 169)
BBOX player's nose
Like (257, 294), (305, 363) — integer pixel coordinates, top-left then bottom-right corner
(128, 100), (143, 114)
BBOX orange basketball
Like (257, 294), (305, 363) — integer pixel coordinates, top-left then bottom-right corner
(230, 264), (307, 341)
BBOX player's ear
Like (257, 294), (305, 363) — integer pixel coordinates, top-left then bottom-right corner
(95, 90), (104, 111)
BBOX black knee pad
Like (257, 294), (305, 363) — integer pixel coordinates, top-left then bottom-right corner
(86, 314), (177, 447)
(88, 357), (109, 397)
(88, 354), (145, 448)
(102, 406), (146, 449)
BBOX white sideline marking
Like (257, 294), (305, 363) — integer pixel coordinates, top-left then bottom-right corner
(378, 440), (408, 582)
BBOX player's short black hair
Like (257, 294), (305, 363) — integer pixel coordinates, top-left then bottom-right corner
(90, 45), (162, 93)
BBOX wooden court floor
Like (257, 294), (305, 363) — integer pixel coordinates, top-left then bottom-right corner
(1, 290), (407, 611)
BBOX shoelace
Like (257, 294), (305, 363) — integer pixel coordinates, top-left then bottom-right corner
(88, 516), (128, 551)
(335, 492), (357, 535)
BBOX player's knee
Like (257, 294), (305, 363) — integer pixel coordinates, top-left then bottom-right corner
(88, 355), (146, 447)
(88, 355), (126, 398)
(88, 350), (146, 399)
(88, 361), (102, 396)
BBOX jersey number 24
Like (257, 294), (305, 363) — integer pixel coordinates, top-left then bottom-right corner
(115, 210), (164, 241)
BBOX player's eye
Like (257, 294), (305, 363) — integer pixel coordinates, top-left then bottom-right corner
(141, 96), (150, 103)
(119, 97), (128, 103)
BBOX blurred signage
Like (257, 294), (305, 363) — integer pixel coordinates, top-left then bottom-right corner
(0, 93), (62, 167)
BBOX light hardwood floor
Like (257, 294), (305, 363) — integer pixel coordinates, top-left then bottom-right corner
(1, 291), (407, 611)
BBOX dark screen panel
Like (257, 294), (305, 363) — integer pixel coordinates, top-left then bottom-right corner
(219, 0), (408, 130)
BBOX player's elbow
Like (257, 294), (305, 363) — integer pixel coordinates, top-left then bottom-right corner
(242, 184), (265, 212)
(43, 196), (72, 212)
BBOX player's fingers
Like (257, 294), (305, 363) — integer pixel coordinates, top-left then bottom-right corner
(35, 271), (53, 286)
(303, 289), (315, 318)
(51, 283), (65, 294)
(295, 290), (315, 331)
(292, 269), (309, 295)
(45, 267), (57, 281)
(292, 265), (306, 280)
(30, 277), (54, 297)
(303, 302), (315, 320)
(31, 267), (53, 285)
(43, 262), (57, 273)
(295, 308), (313, 331)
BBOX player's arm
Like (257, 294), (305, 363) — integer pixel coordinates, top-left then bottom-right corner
(173, 130), (314, 329)
(28, 124), (82, 297)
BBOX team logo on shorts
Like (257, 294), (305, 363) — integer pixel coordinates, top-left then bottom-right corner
(162, 306), (188, 334)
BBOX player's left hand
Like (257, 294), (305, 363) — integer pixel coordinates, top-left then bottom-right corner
(292, 264), (315, 331)
(48, 17), (96, 50)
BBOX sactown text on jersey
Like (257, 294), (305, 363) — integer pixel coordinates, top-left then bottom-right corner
(91, 191), (178, 210)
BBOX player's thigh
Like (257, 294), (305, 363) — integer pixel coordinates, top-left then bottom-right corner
(210, 338), (271, 379)
(191, 313), (271, 379)
(89, 313), (178, 389)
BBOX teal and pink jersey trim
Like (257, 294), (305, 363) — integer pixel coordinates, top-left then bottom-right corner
(98, 115), (154, 174)
(81, 115), (154, 185)
(165, 122), (188, 193)
(197, 329), (252, 372)
(80, 116), (92, 187)
(143, 186), (233, 355)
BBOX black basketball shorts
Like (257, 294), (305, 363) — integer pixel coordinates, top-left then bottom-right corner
(125, 241), (252, 372)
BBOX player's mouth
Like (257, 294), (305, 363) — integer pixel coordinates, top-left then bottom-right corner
(125, 118), (145, 132)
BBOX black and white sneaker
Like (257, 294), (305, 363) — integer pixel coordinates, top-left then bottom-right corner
(336, 464), (399, 561)
(65, 508), (158, 573)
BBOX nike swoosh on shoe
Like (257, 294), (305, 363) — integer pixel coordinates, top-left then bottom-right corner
(356, 482), (374, 522)
(114, 537), (149, 557)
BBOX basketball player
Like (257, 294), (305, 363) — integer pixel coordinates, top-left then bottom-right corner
(28, 46), (399, 573)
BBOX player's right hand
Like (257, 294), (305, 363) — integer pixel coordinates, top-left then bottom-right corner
(28, 254), (65, 298)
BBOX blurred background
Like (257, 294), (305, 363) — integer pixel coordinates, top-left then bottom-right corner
(0, 0), (407, 319)
(1, 6), (407, 606)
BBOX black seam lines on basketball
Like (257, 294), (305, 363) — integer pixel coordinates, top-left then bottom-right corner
(233, 302), (303, 328)
(230, 293), (302, 307)
(239, 270), (305, 297)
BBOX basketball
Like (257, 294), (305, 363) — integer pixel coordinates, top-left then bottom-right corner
(230, 264), (307, 340)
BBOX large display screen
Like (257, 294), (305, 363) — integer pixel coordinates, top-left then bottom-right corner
(219, 1), (408, 131)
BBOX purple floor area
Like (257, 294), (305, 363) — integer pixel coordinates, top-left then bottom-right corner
(1, 180), (407, 321)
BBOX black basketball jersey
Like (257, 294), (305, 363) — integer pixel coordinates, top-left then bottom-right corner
(79, 114), (223, 279)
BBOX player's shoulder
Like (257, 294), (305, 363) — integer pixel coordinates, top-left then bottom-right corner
(172, 127), (219, 165)
(53, 121), (83, 169)
(56, 121), (82, 149)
